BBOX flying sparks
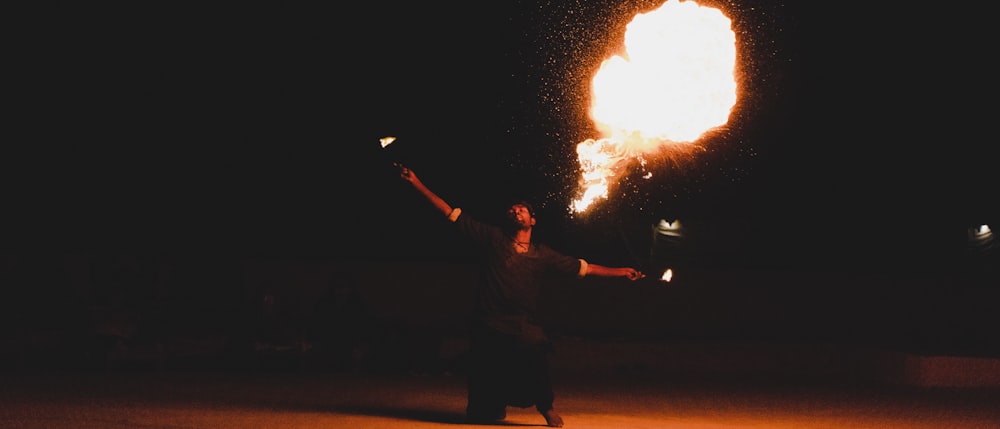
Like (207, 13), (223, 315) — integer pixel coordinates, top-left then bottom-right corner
(572, 0), (737, 213)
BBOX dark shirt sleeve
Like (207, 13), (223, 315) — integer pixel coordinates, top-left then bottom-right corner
(534, 243), (587, 279)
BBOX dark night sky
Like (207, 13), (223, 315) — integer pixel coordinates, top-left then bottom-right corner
(9, 1), (997, 274)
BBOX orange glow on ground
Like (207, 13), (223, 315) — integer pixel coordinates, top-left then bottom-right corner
(3, 372), (997, 428)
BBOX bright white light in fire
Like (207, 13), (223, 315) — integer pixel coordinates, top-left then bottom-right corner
(660, 268), (673, 282)
(380, 136), (396, 148)
(572, 0), (737, 213)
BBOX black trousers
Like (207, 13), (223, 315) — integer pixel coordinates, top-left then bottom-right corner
(465, 322), (555, 420)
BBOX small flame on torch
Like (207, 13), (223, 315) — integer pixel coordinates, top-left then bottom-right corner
(660, 268), (673, 282)
(380, 136), (397, 148)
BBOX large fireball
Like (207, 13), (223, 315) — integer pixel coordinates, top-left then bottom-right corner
(573, 0), (737, 213)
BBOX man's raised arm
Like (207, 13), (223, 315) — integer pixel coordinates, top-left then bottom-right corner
(397, 164), (455, 218)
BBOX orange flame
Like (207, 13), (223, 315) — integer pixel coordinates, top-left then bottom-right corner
(572, 0), (737, 212)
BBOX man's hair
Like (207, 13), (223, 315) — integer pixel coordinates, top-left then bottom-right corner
(512, 200), (536, 217)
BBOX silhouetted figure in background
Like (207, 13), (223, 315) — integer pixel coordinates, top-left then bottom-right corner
(397, 164), (644, 427)
(313, 274), (378, 373)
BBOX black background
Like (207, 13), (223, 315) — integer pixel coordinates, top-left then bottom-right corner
(8, 1), (997, 274)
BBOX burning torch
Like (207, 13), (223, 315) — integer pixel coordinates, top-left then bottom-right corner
(379, 135), (406, 170)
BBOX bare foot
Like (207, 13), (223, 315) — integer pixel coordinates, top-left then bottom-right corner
(541, 409), (564, 427)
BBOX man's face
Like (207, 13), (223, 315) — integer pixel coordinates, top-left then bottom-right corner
(506, 204), (535, 230)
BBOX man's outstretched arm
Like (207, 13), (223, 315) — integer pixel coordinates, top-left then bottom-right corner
(585, 263), (645, 281)
(397, 164), (456, 218)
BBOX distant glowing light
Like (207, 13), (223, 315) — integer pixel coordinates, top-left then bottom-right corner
(660, 268), (673, 282)
(968, 223), (994, 252)
(380, 136), (396, 148)
(572, 0), (737, 213)
(655, 218), (683, 237)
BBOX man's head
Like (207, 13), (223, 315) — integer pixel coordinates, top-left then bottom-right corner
(505, 200), (536, 231)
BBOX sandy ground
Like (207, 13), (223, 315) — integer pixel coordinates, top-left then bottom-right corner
(1, 370), (998, 429)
